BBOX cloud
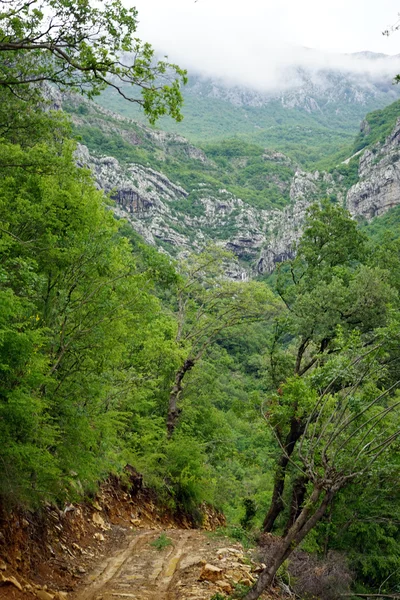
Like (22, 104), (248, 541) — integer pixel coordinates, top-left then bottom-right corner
(132, 0), (400, 94)
(166, 43), (400, 95)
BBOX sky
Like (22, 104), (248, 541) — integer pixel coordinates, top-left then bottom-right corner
(130, 0), (400, 91)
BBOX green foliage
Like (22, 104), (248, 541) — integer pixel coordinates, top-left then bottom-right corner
(231, 582), (253, 598)
(150, 533), (173, 551)
(317, 99), (400, 178)
(97, 83), (385, 167)
(363, 205), (400, 243)
(0, 0), (187, 123)
(276, 560), (290, 585)
(240, 498), (257, 530)
(330, 156), (361, 189)
(267, 201), (392, 395)
(0, 105), (182, 506)
(218, 525), (257, 550)
(353, 100), (400, 152)
(163, 434), (215, 511)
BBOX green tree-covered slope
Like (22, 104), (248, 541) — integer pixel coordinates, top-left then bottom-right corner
(2, 5), (400, 596)
(97, 69), (400, 167)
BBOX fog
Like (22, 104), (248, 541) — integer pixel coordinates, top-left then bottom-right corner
(173, 45), (400, 94)
(131, 0), (400, 93)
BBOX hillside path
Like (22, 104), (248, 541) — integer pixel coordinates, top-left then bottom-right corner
(73, 528), (263, 600)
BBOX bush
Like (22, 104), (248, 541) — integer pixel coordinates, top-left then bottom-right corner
(289, 550), (353, 600)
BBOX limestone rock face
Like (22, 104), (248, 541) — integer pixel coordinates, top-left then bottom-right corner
(74, 108), (400, 278)
(75, 142), (276, 278)
(347, 118), (400, 219)
(259, 119), (400, 273)
(256, 171), (321, 274)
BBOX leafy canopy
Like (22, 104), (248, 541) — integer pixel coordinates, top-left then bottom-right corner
(0, 0), (187, 123)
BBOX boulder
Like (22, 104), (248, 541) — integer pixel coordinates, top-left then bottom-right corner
(199, 563), (225, 582)
(35, 590), (54, 600)
(217, 580), (233, 593)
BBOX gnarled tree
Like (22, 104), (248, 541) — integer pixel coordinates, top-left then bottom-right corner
(245, 340), (400, 600)
(263, 201), (394, 532)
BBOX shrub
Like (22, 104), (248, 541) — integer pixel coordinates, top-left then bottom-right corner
(150, 533), (173, 551)
(289, 550), (353, 600)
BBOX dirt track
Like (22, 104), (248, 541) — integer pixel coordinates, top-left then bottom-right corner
(74, 529), (216, 600)
(0, 481), (268, 600)
(73, 528), (269, 600)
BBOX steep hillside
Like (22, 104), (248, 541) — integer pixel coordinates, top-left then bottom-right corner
(97, 53), (400, 165)
(65, 91), (400, 276)
(64, 95), (295, 211)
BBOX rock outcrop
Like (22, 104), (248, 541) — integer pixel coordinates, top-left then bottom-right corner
(347, 118), (400, 219)
(75, 143), (279, 278)
(73, 98), (400, 278)
(258, 118), (400, 273)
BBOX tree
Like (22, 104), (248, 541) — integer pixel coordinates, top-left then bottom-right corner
(0, 116), (180, 505)
(262, 201), (394, 533)
(0, 0), (187, 123)
(166, 246), (280, 436)
(244, 341), (400, 600)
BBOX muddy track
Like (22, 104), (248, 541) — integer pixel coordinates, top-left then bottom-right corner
(74, 529), (201, 600)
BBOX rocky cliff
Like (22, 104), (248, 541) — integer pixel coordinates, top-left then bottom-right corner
(70, 93), (400, 277)
(347, 119), (400, 219)
(257, 117), (400, 272)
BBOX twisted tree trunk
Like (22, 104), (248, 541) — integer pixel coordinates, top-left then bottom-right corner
(283, 475), (308, 535)
(262, 417), (306, 532)
(167, 358), (195, 437)
(245, 486), (334, 600)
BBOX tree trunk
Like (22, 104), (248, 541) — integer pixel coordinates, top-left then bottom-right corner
(166, 358), (195, 437)
(262, 417), (306, 532)
(245, 486), (334, 600)
(283, 475), (308, 536)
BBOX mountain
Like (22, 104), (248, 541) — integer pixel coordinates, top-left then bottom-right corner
(61, 89), (400, 279)
(96, 51), (400, 165)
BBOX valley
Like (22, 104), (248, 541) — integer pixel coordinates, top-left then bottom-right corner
(2, 3), (400, 599)
(59, 85), (400, 277)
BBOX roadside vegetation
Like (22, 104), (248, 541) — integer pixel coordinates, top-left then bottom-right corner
(1, 2), (400, 599)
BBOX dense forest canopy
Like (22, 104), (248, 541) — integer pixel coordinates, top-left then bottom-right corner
(1, 3), (400, 599)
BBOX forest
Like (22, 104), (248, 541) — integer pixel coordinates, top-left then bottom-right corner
(1, 1), (400, 599)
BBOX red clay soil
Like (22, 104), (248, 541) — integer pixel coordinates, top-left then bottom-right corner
(0, 471), (225, 600)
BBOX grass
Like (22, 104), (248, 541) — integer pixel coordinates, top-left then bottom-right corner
(150, 533), (173, 551)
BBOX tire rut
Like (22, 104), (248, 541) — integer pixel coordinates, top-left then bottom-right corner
(74, 530), (194, 600)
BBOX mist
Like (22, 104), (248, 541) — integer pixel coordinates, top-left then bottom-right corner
(162, 43), (400, 95)
(132, 0), (400, 95)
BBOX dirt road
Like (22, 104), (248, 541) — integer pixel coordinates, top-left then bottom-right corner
(0, 481), (268, 600)
(74, 528), (262, 600)
(75, 529), (191, 600)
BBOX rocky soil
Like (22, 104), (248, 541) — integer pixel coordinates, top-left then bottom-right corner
(1, 474), (255, 600)
(73, 529), (274, 600)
